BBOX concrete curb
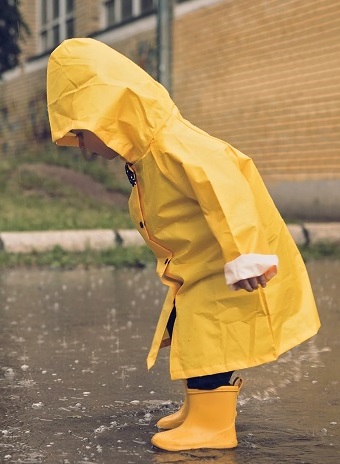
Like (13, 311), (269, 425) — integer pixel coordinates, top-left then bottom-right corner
(0, 223), (339, 253)
(303, 222), (340, 246)
(0, 229), (144, 253)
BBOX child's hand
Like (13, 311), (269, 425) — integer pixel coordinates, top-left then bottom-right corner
(233, 274), (267, 292)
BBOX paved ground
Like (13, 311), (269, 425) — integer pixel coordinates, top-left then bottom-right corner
(0, 261), (339, 463)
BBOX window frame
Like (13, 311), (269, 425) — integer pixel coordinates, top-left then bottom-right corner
(100, 0), (156, 29)
(38, 0), (75, 53)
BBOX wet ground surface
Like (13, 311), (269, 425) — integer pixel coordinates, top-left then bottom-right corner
(0, 260), (339, 464)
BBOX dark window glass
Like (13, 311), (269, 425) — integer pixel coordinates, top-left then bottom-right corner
(41, 0), (48, 24)
(122, 0), (133, 19)
(106, 0), (115, 25)
(141, 0), (154, 12)
(66, 18), (74, 37)
(53, 0), (59, 18)
(41, 30), (48, 49)
(66, 0), (74, 12)
(52, 24), (59, 45)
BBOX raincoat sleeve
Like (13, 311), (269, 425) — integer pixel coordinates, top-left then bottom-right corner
(179, 143), (278, 289)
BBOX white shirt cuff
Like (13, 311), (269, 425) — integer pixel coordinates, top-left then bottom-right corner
(224, 253), (279, 291)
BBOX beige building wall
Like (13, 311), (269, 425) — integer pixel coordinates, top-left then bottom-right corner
(1, 0), (340, 219)
(173, 0), (340, 178)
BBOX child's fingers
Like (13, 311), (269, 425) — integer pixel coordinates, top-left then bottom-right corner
(234, 275), (267, 292)
(248, 277), (259, 290)
(257, 274), (267, 288)
(236, 278), (256, 292)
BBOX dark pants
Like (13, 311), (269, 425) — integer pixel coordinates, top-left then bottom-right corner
(167, 307), (234, 390)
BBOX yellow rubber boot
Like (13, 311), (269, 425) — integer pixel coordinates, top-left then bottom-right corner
(151, 378), (243, 451)
(156, 381), (189, 430)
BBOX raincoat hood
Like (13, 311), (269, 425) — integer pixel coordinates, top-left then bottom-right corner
(47, 38), (175, 163)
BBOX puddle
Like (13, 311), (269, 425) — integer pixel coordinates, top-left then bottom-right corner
(0, 261), (339, 463)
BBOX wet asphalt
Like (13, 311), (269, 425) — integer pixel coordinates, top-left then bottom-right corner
(0, 260), (339, 464)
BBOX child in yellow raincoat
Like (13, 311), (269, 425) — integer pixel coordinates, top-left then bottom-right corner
(46, 38), (320, 452)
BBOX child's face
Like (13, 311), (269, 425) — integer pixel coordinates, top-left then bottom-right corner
(71, 130), (119, 160)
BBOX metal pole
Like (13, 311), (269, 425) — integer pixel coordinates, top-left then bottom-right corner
(157, 0), (174, 94)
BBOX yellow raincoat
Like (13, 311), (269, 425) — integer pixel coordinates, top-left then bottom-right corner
(47, 38), (320, 380)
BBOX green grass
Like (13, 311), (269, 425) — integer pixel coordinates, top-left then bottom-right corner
(3, 144), (131, 194)
(299, 242), (340, 262)
(0, 245), (156, 270)
(0, 242), (338, 271)
(0, 190), (132, 231)
(0, 144), (132, 231)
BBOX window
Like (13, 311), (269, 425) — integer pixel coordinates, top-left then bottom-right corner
(39, 0), (75, 52)
(102, 0), (191, 28)
(103, 0), (156, 28)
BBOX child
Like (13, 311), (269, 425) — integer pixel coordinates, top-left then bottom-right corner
(46, 38), (320, 451)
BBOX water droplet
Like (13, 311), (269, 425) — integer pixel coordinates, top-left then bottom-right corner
(32, 402), (44, 409)
(94, 425), (107, 434)
(4, 368), (15, 379)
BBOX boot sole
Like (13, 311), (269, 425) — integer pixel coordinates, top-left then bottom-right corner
(151, 438), (238, 451)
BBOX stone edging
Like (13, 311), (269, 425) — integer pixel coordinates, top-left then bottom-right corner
(0, 223), (339, 253)
(0, 229), (145, 253)
(288, 223), (340, 247)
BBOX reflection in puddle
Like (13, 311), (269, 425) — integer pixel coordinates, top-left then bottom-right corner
(0, 260), (339, 463)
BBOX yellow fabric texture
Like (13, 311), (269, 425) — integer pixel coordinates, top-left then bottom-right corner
(47, 38), (320, 380)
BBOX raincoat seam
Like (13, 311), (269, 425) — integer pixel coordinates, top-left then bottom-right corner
(138, 103), (178, 161)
